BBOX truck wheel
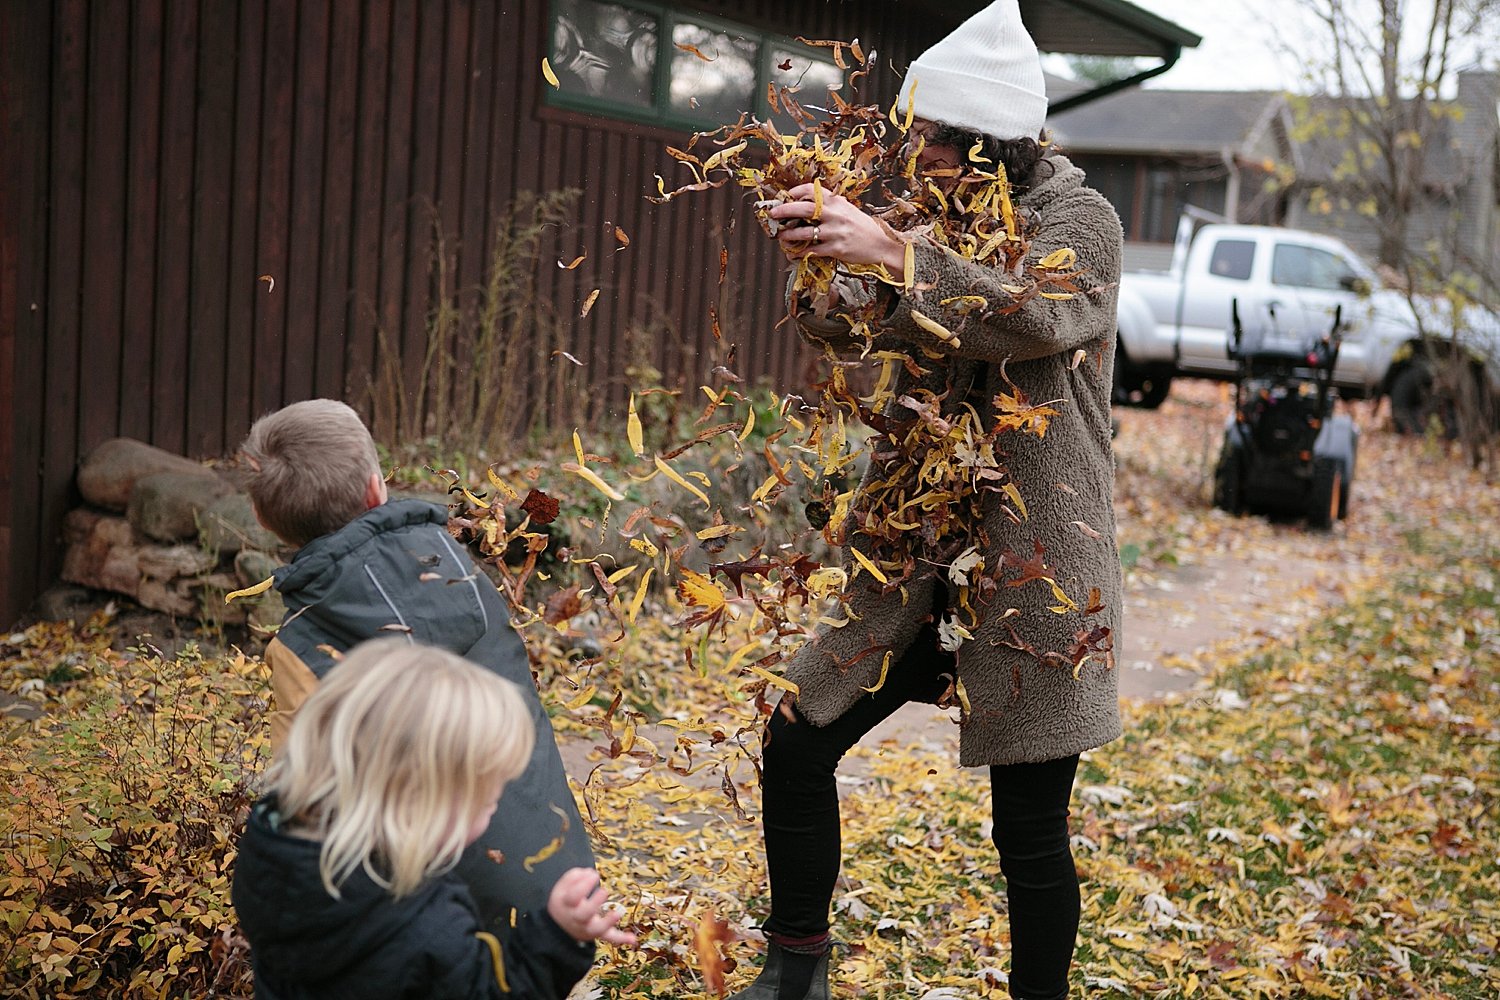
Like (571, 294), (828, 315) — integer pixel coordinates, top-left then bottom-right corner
(1212, 447), (1243, 515)
(1308, 457), (1341, 530)
(1390, 361), (1457, 437)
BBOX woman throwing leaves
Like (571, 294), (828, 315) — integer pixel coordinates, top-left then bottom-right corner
(732, 4), (1124, 999)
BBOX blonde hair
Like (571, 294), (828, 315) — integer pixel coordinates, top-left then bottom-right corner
(264, 639), (535, 900)
(240, 399), (383, 546)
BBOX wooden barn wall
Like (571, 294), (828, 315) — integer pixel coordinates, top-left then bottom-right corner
(0, 0), (942, 625)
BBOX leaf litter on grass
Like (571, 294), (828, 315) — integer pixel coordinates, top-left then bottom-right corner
(560, 419), (1499, 998)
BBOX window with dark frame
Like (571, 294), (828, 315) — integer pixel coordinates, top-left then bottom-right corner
(547, 0), (843, 132)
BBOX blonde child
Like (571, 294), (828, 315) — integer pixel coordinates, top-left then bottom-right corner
(232, 640), (634, 998)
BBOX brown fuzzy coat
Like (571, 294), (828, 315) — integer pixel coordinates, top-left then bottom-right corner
(785, 154), (1124, 767)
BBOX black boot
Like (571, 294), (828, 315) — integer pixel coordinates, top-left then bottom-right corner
(726, 940), (832, 1000)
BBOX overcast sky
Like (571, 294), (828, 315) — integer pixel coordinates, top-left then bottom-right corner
(1047, 0), (1496, 93)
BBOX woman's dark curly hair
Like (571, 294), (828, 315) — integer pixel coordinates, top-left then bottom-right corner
(924, 122), (1057, 191)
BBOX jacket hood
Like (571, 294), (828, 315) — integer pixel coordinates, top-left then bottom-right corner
(232, 798), (430, 988)
(271, 499), (490, 674)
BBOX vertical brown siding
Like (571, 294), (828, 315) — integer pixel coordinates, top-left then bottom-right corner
(0, 0), (948, 624)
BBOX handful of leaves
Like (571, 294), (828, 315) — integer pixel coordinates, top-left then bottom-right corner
(651, 42), (1090, 645)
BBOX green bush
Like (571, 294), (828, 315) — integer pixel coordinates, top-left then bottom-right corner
(1, 627), (266, 998)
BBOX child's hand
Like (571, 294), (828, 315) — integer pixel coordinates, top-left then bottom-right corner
(547, 868), (637, 947)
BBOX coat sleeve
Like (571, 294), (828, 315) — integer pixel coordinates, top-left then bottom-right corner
(426, 894), (594, 1000)
(881, 186), (1123, 365)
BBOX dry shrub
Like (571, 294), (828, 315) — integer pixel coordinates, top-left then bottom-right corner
(0, 630), (267, 998)
(370, 188), (584, 459)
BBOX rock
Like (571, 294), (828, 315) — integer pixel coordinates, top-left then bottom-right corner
(128, 471), (234, 543)
(77, 438), (219, 511)
(32, 584), (97, 623)
(61, 508), (216, 616)
(199, 493), (284, 555)
(234, 549), (284, 589)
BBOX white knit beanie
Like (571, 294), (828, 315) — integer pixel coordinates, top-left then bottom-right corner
(896, 0), (1048, 140)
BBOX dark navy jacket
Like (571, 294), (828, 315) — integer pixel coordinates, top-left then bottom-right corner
(264, 500), (595, 942)
(233, 798), (593, 1000)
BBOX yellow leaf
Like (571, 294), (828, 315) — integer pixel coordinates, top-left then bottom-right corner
(562, 461), (625, 501)
(702, 141), (747, 171)
(747, 664), (799, 694)
(850, 546), (889, 584)
(677, 569), (726, 611)
(572, 428), (586, 465)
(739, 405), (756, 442)
(224, 577), (274, 604)
(606, 563), (638, 585)
(1038, 247), (1077, 270)
(654, 455), (711, 508)
(627, 394), (645, 457)
(695, 523), (743, 541)
(725, 641), (764, 673)
(563, 685), (598, 711)
(966, 139), (991, 164)
(627, 567), (654, 623)
(1002, 482), (1028, 519)
(580, 288), (600, 317)
(861, 651), (893, 692)
(486, 467), (520, 502)
(541, 57), (560, 88)
(910, 309), (960, 348)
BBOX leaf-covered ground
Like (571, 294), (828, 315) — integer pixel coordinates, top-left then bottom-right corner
(553, 387), (1500, 999)
(3, 385), (1496, 999)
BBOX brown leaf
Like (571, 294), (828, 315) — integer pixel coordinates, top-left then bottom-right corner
(675, 41), (716, 61)
(693, 910), (734, 996)
(521, 489), (560, 526)
(543, 585), (584, 626)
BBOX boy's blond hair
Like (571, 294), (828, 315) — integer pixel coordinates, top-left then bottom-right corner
(264, 639), (535, 899)
(241, 399), (383, 547)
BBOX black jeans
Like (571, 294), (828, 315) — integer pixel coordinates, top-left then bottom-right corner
(759, 624), (1082, 1000)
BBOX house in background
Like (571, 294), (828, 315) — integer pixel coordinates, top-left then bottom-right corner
(1046, 68), (1500, 286)
(1280, 68), (1500, 285)
(1047, 81), (1292, 269)
(0, 0), (1199, 625)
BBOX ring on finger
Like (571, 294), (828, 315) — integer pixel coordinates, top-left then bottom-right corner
(812, 224), (822, 243)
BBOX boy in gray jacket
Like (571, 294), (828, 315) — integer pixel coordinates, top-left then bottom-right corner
(239, 399), (595, 953)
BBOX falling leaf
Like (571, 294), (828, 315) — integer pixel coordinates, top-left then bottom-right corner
(777, 57), (793, 71)
(675, 42), (717, 61)
(614, 226), (631, 249)
(563, 462), (625, 502)
(558, 251), (587, 269)
(257, 274), (275, 293)
(541, 57), (560, 88)
(521, 489), (560, 525)
(693, 910), (733, 996)
(580, 289), (600, 317)
(551, 350), (585, 366)
(654, 455), (711, 508)
(1072, 520), (1103, 540)
(627, 394), (645, 457)
(224, 576), (274, 604)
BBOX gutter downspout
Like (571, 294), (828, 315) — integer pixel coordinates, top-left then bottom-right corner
(1049, 45), (1183, 114)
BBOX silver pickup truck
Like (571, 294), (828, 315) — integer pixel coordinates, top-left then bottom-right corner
(1113, 222), (1500, 430)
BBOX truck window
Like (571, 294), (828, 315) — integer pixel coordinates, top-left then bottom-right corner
(1208, 240), (1255, 280)
(1272, 244), (1355, 291)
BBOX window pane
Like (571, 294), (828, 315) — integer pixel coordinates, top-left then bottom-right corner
(670, 22), (758, 122)
(1208, 240), (1255, 281)
(767, 46), (844, 123)
(1272, 244), (1349, 290)
(551, 0), (658, 107)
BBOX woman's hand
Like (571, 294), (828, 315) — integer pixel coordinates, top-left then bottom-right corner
(547, 868), (638, 947)
(768, 183), (908, 280)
